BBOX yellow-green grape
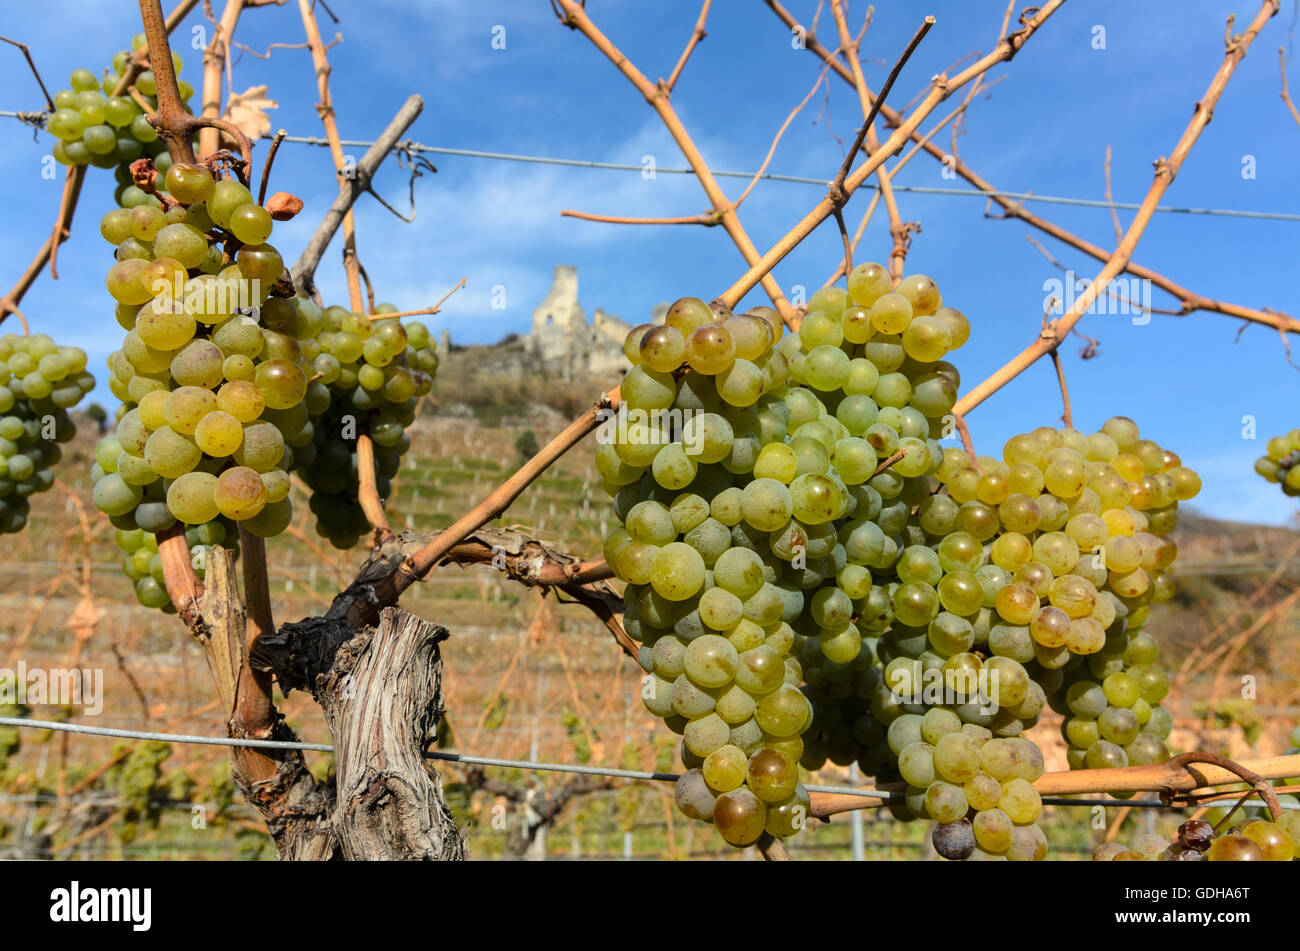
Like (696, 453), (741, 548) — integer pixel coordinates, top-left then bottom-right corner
(165, 163), (215, 204)
(208, 179), (253, 230)
(217, 380), (265, 422)
(261, 468), (290, 503)
(163, 386), (217, 435)
(166, 471), (219, 524)
(214, 466), (268, 520)
(685, 323), (735, 375)
(232, 422), (285, 472)
(194, 410), (244, 456)
(144, 426), (201, 478)
(254, 360), (306, 410)
(241, 498), (293, 537)
(228, 204), (274, 245)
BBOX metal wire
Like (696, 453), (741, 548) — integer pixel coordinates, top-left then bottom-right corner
(2, 110), (1297, 223)
(2, 716), (1296, 809)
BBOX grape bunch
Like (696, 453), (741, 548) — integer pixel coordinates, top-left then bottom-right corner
(47, 34), (195, 207)
(0, 334), (93, 534)
(610, 299), (810, 848)
(610, 259), (1206, 859)
(608, 263), (980, 849)
(92, 161), (302, 608)
(935, 417), (1199, 784)
(111, 522), (236, 612)
(296, 302), (437, 548)
(1097, 814), (1298, 861)
(1254, 429), (1300, 498)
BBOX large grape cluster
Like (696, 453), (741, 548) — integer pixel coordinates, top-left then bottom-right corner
(608, 262), (973, 848)
(297, 302), (437, 548)
(610, 261), (1203, 859)
(92, 161), (302, 608)
(47, 34), (196, 208)
(0, 334), (93, 534)
(1254, 429), (1300, 497)
(936, 418), (1198, 783)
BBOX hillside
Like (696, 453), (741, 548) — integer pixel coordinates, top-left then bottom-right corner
(0, 394), (1296, 860)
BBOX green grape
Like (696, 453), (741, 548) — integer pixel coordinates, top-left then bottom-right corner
(214, 466), (268, 520)
(152, 223), (208, 269)
(166, 471), (219, 524)
(164, 386), (218, 434)
(171, 340), (224, 388)
(651, 542), (706, 601)
(194, 410), (244, 456)
(241, 497), (292, 537)
(254, 360), (306, 410)
(144, 426), (201, 478)
(685, 323), (735, 375)
(235, 243), (284, 284)
(208, 180), (254, 229)
(93, 473), (143, 516)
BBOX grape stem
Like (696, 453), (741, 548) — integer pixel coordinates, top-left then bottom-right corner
(356, 434), (392, 537)
(951, 0), (1283, 417)
(232, 526), (282, 784)
(758, 833), (791, 861)
(138, 0), (256, 181)
(1048, 348), (1073, 428)
(126, 85), (158, 117)
(769, 0), (1300, 337)
(138, 0), (197, 165)
(157, 523), (203, 629)
(257, 130), (287, 204)
(952, 413), (979, 471)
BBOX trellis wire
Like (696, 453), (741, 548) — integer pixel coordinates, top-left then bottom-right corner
(2, 716), (1294, 810)
(1, 111), (1298, 223)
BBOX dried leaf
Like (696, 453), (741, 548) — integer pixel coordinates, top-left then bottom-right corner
(223, 84), (278, 143)
(67, 594), (99, 642)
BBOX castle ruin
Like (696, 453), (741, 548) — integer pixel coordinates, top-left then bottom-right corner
(528, 265), (635, 380)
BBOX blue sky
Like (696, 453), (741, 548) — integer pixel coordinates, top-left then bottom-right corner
(0, 0), (1297, 525)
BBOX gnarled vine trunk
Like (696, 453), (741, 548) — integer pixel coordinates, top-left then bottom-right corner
(248, 605), (465, 860)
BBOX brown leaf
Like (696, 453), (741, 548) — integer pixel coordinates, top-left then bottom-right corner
(67, 594), (99, 642)
(223, 84), (278, 143)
